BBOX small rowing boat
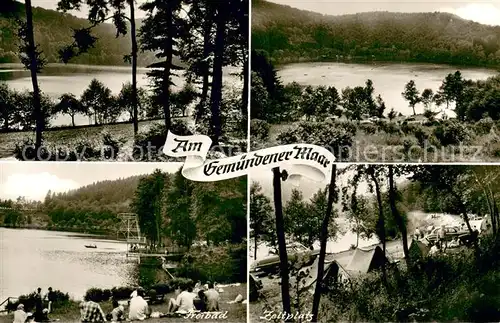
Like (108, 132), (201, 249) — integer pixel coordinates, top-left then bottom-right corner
(85, 245), (97, 249)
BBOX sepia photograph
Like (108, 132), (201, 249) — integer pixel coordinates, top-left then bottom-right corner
(251, 0), (500, 162)
(0, 0), (248, 161)
(250, 164), (499, 322)
(0, 162), (247, 322)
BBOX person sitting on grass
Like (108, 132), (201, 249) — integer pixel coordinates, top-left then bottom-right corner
(194, 289), (207, 312)
(39, 308), (51, 322)
(204, 282), (220, 312)
(80, 295), (107, 322)
(128, 288), (149, 321)
(167, 283), (196, 313)
(13, 303), (28, 323)
(108, 300), (125, 322)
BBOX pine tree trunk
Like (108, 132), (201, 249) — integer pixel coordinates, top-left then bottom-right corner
(369, 168), (387, 287)
(129, 0), (139, 135)
(388, 165), (410, 266)
(492, 199), (498, 236)
(196, 13), (212, 123)
(163, 7), (173, 131)
(311, 164), (337, 322)
(209, 7), (225, 146)
(239, 4), (249, 121)
(254, 235), (257, 261)
(484, 187), (496, 235)
(241, 57), (249, 120)
(25, 0), (43, 154)
(456, 197), (480, 253)
(272, 167), (291, 316)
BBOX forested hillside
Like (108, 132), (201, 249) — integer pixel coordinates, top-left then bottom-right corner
(0, 175), (144, 232)
(0, 1), (158, 66)
(43, 175), (143, 231)
(1, 170), (248, 241)
(252, 0), (500, 66)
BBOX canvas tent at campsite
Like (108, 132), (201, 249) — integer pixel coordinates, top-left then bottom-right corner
(300, 245), (389, 293)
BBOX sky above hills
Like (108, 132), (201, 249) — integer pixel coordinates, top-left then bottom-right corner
(32, 0), (148, 18)
(31, 1), (500, 26)
(266, 1), (500, 26)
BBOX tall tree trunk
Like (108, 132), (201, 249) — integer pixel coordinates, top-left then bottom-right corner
(25, 0), (43, 153)
(487, 187), (498, 236)
(456, 197), (480, 254)
(195, 12), (212, 123)
(239, 3), (249, 121)
(129, 0), (139, 135)
(492, 199), (499, 237)
(254, 234), (257, 261)
(163, 7), (173, 131)
(356, 225), (360, 248)
(311, 165), (337, 322)
(454, 194), (474, 234)
(71, 114), (75, 127)
(155, 200), (160, 247)
(241, 56), (248, 120)
(209, 7), (225, 146)
(272, 167), (291, 317)
(388, 165), (410, 267)
(482, 186), (496, 235)
(369, 167), (387, 286)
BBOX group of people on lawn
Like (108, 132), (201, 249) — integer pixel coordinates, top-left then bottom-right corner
(80, 281), (220, 322)
(13, 287), (56, 323)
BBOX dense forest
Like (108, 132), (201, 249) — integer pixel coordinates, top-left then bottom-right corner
(0, 169), (247, 247)
(133, 170), (247, 248)
(132, 169), (247, 283)
(0, 1), (158, 66)
(252, 0), (500, 66)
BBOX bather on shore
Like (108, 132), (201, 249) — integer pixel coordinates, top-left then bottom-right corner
(166, 284), (196, 313)
(80, 295), (107, 322)
(128, 288), (150, 321)
(13, 304), (28, 323)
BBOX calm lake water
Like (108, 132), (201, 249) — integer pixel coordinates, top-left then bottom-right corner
(277, 62), (499, 116)
(0, 228), (135, 302)
(0, 64), (242, 127)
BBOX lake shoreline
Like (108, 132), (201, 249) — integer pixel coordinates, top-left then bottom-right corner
(271, 60), (498, 118)
(271, 56), (500, 72)
(0, 225), (118, 240)
(0, 62), (168, 70)
(0, 116), (191, 135)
